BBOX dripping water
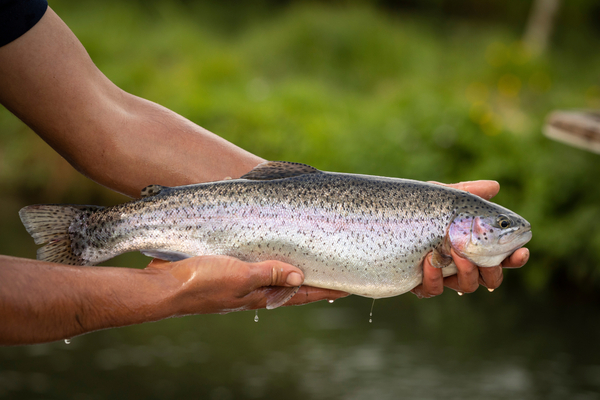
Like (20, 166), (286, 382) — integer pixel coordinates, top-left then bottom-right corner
(254, 310), (259, 323)
(369, 299), (376, 323)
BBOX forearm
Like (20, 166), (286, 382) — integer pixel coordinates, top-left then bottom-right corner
(0, 255), (179, 345)
(0, 8), (262, 197)
(69, 91), (264, 197)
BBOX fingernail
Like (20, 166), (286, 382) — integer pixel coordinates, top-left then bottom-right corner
(286, 272), (303, 286)
(488, 288), (494, 293)
(457, 291), (464, 296)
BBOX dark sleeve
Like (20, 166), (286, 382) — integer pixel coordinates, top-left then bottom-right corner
(0, 0), (48, 47)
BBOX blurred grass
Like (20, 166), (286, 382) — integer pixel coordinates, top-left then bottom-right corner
(1, 0), (600, 293)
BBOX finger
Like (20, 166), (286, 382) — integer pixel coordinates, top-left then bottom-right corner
(442, 274), (460, 292)
(478, 265), (504, 290)
(410, 284), (426, 299)
(502, 248), (530, 269)
(285, 286), (350, 306)
(445, 265), (503, 292)
(430, 180), (500, 200)
(450, 248), (479, 293)
(248, 260), (304, 288)
(411, 253), (444, 298)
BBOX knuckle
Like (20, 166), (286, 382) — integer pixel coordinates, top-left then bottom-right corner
(237, 264), (256, 284)
(456, 261), (477, 275)
(270, 266), (283, 286)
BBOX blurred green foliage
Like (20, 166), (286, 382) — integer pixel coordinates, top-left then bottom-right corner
(1, 0), (600, 293)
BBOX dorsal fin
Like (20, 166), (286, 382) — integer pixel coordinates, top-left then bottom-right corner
(240, 161), (321, 181)
(140, 184), (168, 198)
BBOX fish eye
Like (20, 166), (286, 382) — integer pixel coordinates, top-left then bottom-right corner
(497, 214), (511, 229)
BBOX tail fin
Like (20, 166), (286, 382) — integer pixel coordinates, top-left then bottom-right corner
(19, 204), (103, 265)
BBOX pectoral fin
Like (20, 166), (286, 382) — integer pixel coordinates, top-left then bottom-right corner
(141, 250), (193, 261)
(140, 185), (168, 198)
(430, 248), (453, 268)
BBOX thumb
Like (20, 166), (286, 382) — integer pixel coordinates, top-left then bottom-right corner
(458, 180), (500, 200)
(249, 260), (304, 288)
(431, 180), (500, 200)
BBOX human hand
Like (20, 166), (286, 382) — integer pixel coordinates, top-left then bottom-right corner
(411, 180), (530, 298)
(146, 256), (348, 315)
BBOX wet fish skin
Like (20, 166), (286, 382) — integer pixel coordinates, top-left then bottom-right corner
(19, 162), (532, 307)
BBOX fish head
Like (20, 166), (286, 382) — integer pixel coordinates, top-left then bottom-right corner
(448, 198), (532, 267)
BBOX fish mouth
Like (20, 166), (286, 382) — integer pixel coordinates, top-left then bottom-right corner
(498, 226), (532, 246)
(516, 228), (532, 246)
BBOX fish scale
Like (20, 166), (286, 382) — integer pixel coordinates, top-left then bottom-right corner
(19, 161), (532, 308)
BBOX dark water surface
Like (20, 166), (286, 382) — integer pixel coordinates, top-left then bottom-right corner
(1, 274), (599, 400)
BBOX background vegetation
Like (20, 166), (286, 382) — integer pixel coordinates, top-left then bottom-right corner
(2, 1), (600, 399)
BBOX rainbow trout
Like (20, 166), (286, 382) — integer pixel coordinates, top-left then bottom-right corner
(19, 161), (532, 308)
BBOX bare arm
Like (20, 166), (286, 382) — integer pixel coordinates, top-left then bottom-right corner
(0, 255), (346, 345)
(0, 8), (347, 346)
(0, 7), (261, 197)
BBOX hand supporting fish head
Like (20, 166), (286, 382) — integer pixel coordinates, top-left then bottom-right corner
(448, 209), (532, 268)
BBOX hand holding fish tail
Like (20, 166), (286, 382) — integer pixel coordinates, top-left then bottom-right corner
(411, 180), (531, 298)
(146, 256), (348, 315)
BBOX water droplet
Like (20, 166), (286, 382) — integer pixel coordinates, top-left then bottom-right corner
(254, 310), (259, 323)
(488, 288), (494, 293)
(369, 298), (375, 323)
(64, 339), (71, 345)
(328, 299), (334, 304)
(458, 291), (464, 296)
